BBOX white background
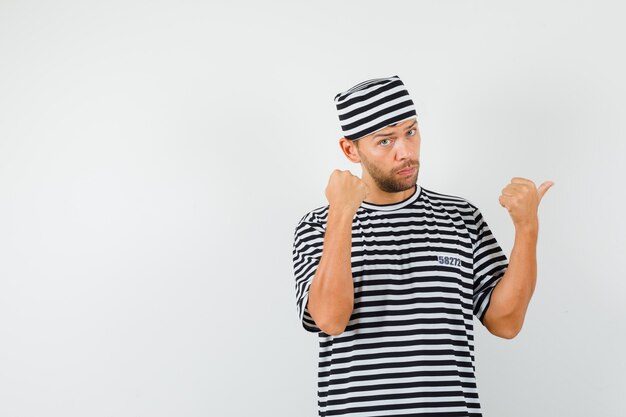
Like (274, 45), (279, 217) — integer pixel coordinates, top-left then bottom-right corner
(1, 1), (624, 416)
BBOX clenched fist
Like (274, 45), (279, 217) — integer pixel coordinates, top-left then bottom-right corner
(325, 170), (369, 214)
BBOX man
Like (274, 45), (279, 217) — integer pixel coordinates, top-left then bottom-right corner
(292, 75), (553, 416)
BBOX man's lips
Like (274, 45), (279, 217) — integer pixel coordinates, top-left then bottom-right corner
(397, 167), (416, 175)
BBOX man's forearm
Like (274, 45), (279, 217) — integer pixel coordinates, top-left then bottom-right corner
(484, 223), (538, 338)
(307, 207), (355, 336)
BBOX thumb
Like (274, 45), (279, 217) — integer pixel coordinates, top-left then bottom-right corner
(537, 180), (555, 202)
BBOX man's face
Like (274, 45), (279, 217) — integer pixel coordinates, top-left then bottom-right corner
(354, 118), (420, 193)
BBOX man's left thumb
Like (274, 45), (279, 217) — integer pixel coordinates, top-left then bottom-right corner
(538, 181), (555, 202)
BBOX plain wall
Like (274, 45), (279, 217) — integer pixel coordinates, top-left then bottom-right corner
(1, 1), (624, 416)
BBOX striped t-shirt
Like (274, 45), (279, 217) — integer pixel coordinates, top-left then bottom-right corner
(292, 183), (508, 417)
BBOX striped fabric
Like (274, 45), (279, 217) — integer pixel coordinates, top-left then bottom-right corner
(292, 184), (509, 416)
(334, 75), (418, 140)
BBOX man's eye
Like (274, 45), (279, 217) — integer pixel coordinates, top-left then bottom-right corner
(379, 139), (391, 146)
(408, 129), (416, 136)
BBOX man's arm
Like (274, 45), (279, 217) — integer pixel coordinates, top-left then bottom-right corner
(307, 207), (355, 336)
(483, 176), (553, 339)
(482, 224), (537, 339)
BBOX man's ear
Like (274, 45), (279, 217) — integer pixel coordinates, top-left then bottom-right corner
(339, 137), (361, 163)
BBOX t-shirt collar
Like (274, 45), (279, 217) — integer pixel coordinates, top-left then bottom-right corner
(360, 183), (421, 211)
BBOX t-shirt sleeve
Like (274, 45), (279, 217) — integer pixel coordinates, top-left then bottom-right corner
(470, 205), (509, 326)
(292, 213), (326, 333)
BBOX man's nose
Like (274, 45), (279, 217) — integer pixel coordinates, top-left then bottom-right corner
(395, 138), (414, 160)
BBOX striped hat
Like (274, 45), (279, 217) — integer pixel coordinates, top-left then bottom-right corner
(334, 75), (418, 141)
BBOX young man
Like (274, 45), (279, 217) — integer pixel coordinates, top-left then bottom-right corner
(292, 75), (553, 416)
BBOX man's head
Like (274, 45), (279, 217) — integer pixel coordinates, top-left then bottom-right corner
(340, 117), (420, 193)
(334, 75), (420, 193)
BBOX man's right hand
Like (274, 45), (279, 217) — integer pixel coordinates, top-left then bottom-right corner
(325, 170), (369, 214)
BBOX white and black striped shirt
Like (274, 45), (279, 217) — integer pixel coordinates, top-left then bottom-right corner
(292, 183), (508, 417)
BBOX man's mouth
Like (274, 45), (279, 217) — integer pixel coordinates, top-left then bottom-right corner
(397, 166), (416, 175)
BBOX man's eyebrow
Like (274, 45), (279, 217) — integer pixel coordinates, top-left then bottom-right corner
(372, 121), (417, 139)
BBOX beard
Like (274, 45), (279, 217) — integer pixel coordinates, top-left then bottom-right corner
(360, 155), (420, 193)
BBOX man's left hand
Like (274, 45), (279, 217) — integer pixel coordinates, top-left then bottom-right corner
(499, 177), (554, 230)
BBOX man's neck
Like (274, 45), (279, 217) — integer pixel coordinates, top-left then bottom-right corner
(362, 182), (417, 205)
